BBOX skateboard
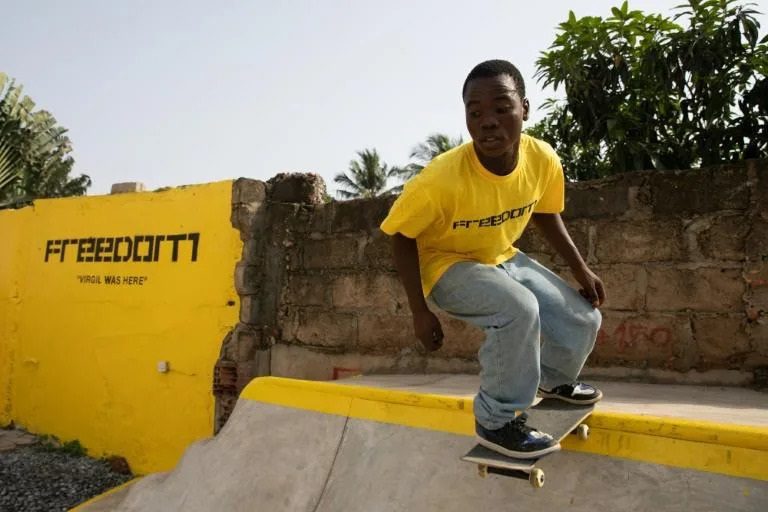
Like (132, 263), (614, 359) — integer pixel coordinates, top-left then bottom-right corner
(461, 399), (594, 489)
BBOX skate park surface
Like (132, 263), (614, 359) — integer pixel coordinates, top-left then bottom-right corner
(74, 375), (768, 511)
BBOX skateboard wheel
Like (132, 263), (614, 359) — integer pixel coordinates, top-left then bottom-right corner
(577, 424), (589, 440)
(530, 468), (545, 488)
(478, 464), (488, 478)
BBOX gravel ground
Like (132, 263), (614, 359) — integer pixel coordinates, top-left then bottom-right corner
(0, 446), (132, 512)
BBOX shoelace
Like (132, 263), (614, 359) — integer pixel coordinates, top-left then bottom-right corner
(511, 413), (533, 434)
(555, 382), (586, 394)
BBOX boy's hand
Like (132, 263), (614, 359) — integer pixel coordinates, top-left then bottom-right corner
(412, 309), (444, 351)
(572, 266), (606, 308)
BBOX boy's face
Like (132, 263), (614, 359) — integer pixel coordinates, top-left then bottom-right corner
(463, 75), (529, 159)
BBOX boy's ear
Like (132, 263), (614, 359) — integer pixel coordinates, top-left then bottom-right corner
(522, 98), (530, 122)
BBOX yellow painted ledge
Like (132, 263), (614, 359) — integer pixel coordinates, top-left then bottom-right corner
(70, 478), (139, 511)
(242, 377), (768, 482)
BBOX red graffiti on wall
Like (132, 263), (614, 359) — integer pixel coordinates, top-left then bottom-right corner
(596, 321), (672, 353)
(332, 367), (362, 380)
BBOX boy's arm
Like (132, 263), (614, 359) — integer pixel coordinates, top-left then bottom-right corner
(391, 233), (444, 351)
(531, 213), (606, 307)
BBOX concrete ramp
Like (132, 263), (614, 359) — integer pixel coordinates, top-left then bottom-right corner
(75, 377), (768, 511)
(75, 400), (346, 511)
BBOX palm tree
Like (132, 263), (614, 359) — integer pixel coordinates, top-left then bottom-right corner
(334, 148), (398, 199)
(390, 133), (464, 192)
(0, 72), (90, 207)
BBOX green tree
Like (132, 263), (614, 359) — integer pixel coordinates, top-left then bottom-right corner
(529, 0), (767, 180)
(390, 133), (464, 193)
(0, 73), (90, 207)
(334, 148), (397, 199)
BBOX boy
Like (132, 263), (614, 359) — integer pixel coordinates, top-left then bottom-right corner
(380, 60), (606, 459)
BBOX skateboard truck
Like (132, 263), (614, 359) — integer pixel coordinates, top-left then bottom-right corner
(476, 463), (546, 488)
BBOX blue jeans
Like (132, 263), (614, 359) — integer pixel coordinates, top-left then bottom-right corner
(428, 251), (601, 430)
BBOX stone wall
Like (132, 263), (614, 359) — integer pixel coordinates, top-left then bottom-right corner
(215, 159), (768, 428)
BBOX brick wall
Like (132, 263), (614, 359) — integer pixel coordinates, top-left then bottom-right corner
(215, 160), (768, 427)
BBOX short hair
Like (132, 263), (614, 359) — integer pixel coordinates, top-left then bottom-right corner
(462, 60), (526, 99)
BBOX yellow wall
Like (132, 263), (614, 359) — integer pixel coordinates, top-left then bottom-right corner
(0, 206), (31, 425)
(0, 181), (241, 473)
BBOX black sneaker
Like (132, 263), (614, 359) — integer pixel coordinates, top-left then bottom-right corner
(538, 382), (603, 405)
(475, 414), (560, 459)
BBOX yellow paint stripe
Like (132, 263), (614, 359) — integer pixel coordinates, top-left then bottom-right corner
(69, 477), (139, 511)
(562, 428), (768, 482)
(241, 377), (768, 481)
(589, 411), (768, 451)
(243, 377), (472, 413)
(349, 396), (475, 435)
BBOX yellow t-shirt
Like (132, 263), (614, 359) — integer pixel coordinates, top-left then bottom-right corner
(380, 134), (565, 296)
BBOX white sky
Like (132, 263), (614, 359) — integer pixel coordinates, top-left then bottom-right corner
(2, 0), (765, 196)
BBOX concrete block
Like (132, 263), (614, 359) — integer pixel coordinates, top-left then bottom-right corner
(294, 309), (357, 348)
(270, 344), (354, 380)
(233, 353), (271, 390)
(646, 267), (744, 312)
(232, 178), (266, 204)
(357, 314), (416, 352)
(241, 239), (262, 265)
(288, 205), (314, 233)
(231, 203), (266, 238)
(752, 159), (768, 217)
(284, 274), (330, 307)
(750, 319), (768, 356)
(240, 296), (261, 325)
(230, 324), (267, 361)
(525, 252), (556, 269)
(305, 308), (483, 359)
(303, 237), (359, 269)
(692, 315), (750, 368)
(276, 243), (300, 272)
(595, 220), (684, 263)
(746, 218), (768, 259)
(650, 165), (750, 216)
(563, 174), (639, 219)
(330, 196), (396, 233)
(592, 264), (645, 310)
(269, 344), (427, 380)
(694, 214), (748, 261)
(235, 262), (261, 295)
(517, 225), (552, 256)
(253, 349), (271, 376)
(553, 220), (590, 266)
(331, 274), (401, 312)
(592, 312), (694, 370)
(362, 230), (395, 270)
(267, 203), (301, 235)
(267, 172), (327, 204)
(745, 261), (768, 310)
(432, 310), (485, 359)
(110, 182), (145, 194)
(309, 203), (333, 233)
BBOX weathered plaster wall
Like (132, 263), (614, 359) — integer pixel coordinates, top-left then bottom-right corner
(218, 159), (768, 424)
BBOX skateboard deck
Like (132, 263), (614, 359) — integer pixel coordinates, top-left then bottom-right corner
(461, 399), (594, 488)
